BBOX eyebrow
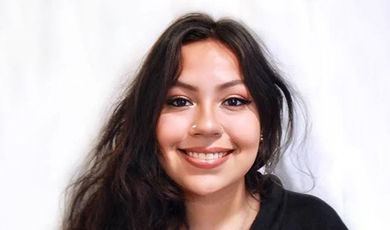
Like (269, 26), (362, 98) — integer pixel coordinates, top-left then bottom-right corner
(174, 79), (245, 91)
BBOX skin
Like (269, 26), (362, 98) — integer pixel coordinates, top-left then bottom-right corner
(156, 40), (261, 229)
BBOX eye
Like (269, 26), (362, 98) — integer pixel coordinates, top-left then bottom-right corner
(166, 97), (193, 107)
(223, 97), (252, 107)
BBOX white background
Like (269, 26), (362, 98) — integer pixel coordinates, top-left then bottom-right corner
(1, 0), (389, 229)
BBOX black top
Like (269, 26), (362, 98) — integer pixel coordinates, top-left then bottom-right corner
(249, 177), (348, 230)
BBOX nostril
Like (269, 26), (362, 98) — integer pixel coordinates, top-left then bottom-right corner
(190, 119), (223, 136)
(189, 123), (223, 137)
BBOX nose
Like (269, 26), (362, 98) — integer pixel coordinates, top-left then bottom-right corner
(189, 103), (223, 137)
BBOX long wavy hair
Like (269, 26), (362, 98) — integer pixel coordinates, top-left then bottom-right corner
(62, 13), (294, 230)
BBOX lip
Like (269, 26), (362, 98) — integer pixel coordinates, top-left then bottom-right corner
(178, 147), (233, 169)
(180, 147), (233, 153)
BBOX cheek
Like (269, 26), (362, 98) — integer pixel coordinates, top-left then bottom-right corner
(156, 113), (191, 150)
(222, 110), (261, 150)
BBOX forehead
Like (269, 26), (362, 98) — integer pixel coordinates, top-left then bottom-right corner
(179, 40), (242, 83)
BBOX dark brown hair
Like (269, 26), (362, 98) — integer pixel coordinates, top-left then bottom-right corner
(63, 12), (294, 230)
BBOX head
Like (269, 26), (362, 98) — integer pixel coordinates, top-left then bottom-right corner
(156, 39), (261, 198)
(64, 12), (294, 230)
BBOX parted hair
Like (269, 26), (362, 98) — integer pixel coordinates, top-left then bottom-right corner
(62, 12), (294, 230)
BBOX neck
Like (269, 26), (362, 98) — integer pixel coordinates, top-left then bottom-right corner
(184, 179), (260, 230)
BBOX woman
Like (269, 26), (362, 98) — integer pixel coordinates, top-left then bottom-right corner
(63, 13), (348, 230)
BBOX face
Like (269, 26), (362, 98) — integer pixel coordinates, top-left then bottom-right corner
(156, 40), (261, 198)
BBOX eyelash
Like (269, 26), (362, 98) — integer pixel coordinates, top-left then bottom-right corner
(224, 97), (252, 106)
(166, 97), (252, 107)
(166, 97), (193, 107)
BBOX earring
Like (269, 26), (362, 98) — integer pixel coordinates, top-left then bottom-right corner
(260, 134), (264, 142)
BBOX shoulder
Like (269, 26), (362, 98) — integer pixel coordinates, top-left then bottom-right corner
(250, 175), (348, 230)
(281, 190), (348, 230)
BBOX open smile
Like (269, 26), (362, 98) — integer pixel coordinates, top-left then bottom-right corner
(178, 147), (234, 169)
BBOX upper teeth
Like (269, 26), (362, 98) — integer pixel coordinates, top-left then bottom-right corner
(186, 152), (228, 160)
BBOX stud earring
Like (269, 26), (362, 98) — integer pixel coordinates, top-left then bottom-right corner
(260, 134), (264, 142)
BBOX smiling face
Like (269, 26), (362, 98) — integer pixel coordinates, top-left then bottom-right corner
(156, 40), (261, 197)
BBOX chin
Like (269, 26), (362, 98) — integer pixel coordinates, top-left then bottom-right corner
(178, 178), (223, 197)
(181, 176), (244, 198)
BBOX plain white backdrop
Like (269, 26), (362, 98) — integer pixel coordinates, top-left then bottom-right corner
(1, 0), (389, 229)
